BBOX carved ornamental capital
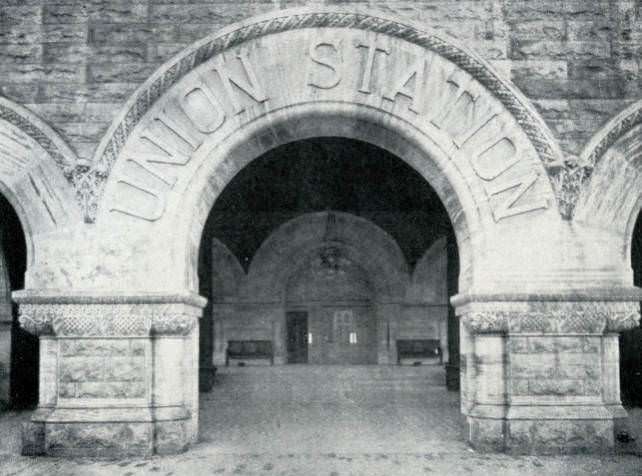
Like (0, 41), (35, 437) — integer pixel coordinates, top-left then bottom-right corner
(150, 304), (200, 336)
(605, 309), (641, 332)
(458, 298), (641, 335)
(461, 312), (509, 333)
(14, 293), (207, 337)
(18, 304), (55, 336)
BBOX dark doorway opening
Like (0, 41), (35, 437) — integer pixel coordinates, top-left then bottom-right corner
(286, 311), (309, 364)
(197, 137), (459, 388)
(0, 193), (36, 410)
(621, 211), (642, 407)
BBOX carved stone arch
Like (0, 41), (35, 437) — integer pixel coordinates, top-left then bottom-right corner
(574, 100), (642, 283)
(0, 97), (82, 271)
(87, 6), (565, 295)
(244, 212), (410, 302)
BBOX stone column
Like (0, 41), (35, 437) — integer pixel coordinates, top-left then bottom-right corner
(14, 292), (206, 458)
(453, 292), (641, 454)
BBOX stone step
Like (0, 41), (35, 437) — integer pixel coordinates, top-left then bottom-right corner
(211, 365), (447, 403)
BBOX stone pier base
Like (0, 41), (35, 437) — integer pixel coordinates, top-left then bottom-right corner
(15, 292), (206, 458)
(455, 293), (641, 455)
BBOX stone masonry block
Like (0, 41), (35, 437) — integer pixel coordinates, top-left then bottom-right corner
(529, 336), (600, 353)
(89, 24), (177, 45)
(511, 378), (529, 396)
(58, 382), (76, 398)
(131, 340), (146, 356)
(60, 339), (130, 357)
(509, 20), (566, 41)
(87, 62), (158, 83)
(0, 63), (86, 83)
(38, 83), (140, 104)
(102, 357), (145, 382)
(154, 420), (189, 455)
(509, 337), (530, 353)
(468, 417), (505, 452)
(507, 419), (612, 455)
(510, 39), (610, 60)
(0, 5), (42, 25)
(44, 44), (148, 64)
(0, 44), (42, 64)
(43, 3), (148, 25)
(76, 381), (145, 399)
(510, 353), (556, 374)
(529, 378), (583, 396)
(45, 422), (153, 457)
(59, 357), (103, 382)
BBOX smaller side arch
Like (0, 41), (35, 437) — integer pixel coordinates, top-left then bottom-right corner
(575, 100), (642, 270)
(0, 98), (83, 267)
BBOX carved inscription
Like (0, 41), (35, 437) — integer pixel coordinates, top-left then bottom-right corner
(305, 37), (549, 221)
(109, 33), (550, 223)
(111, 52), (269, 221)
(307, 40), (342, 89)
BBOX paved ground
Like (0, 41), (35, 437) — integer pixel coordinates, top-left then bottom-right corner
(1, 365), (641, 475)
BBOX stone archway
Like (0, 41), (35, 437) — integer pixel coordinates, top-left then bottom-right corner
(15, 7), (640, 457)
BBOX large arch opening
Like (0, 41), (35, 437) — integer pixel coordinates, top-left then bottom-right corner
(0, 192), (35, 410)
(196, 136), (461, 450)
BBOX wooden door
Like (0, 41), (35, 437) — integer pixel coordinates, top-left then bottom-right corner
(286, 311), (308, 364)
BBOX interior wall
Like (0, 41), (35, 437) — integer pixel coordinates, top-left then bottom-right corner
(209, 212), (449, 367)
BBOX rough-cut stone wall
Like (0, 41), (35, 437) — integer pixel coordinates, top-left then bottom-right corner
(0, 0), (639, 164)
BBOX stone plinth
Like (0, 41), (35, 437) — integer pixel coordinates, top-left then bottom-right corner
(454, 291), (641, 455)
(14, 292), (206, 458)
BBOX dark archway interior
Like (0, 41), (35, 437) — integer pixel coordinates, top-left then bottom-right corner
(621, 211), (642, 407)
(0, 193), (37, 409)
(197, 138), (459, 387)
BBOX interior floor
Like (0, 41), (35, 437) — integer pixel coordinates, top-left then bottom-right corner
(198, 365), (464, 453)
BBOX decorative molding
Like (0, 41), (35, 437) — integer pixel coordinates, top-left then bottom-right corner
(452, 289), (642, 307)
(605, 310), (641, 332)
(87, 8), (565, 223)
(150, 304), (200, 336)
(547, 160), (593, 220)
(15, 293), (207, 337)
(461, 312), (509, 333)
(18, 304), (54, 336)
(459, 300), (641, 334)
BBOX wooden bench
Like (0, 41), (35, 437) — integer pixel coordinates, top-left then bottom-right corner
(397, 339), (442, 364)
(226, 340), (274, 366)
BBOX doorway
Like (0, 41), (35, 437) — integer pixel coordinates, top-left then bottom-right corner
(286, 311), (308, 364)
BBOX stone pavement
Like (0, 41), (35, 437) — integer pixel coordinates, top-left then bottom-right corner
(1, 365), (640, 475)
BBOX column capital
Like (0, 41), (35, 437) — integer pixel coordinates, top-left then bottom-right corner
(453, 290), (641, 334)
(14, 291), (207, 337)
